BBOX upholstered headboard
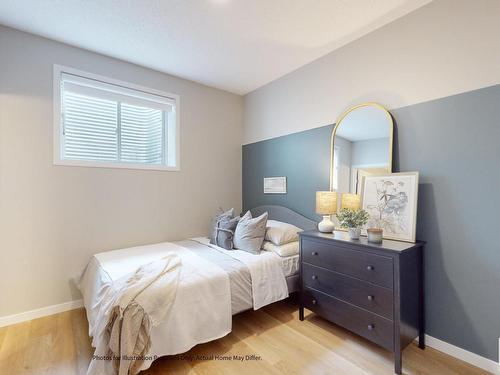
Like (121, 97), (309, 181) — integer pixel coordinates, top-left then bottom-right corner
(249, 205), (317, 231)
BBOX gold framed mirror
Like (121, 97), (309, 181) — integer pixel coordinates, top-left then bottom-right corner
(329, 103), (394, 196)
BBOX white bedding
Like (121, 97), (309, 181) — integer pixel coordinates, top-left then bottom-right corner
(191, 237), (299, 277)
(80, 238), (295, 373)
(80, 241), (232, 373)
(192, 237), (289, 310)
(281, 254), (300, 277)
(88, 253), (182, 375)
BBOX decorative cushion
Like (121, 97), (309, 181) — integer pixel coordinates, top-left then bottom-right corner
(233, 211), (268, 254)
(209, 208), (235, 245)
(265, 220), (301, 245)
(262, 240), (299, 257)
(212, 216), (240, 249)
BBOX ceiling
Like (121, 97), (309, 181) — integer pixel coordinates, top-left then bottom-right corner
(0, 0), (431, 95)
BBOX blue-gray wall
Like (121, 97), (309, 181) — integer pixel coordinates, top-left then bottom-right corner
(242, 84), (500, 362)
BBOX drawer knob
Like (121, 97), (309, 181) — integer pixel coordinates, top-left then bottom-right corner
(366, 265), (374, 271)
(312, 251), (318, 256)
(367, 324), (375, 331)
(311, 275), (318, 280)
(367, 295), (374, 301)
(311, 299), (317, 305)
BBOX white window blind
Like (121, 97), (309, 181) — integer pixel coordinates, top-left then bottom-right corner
(120, 103), (164, 164)
(63, 91), (119, 161)
(55, 68), (178, 170)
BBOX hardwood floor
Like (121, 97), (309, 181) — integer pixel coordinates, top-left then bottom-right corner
(0, 299), (489, 375)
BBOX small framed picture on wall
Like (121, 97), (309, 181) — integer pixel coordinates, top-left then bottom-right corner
(361, 172), (419, 242)
(263, 177), (287, 194)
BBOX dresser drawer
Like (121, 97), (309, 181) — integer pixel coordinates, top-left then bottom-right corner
(302, 263), (394, 319)
(301, 238), (394, 288)
(302, 287), (394, 350)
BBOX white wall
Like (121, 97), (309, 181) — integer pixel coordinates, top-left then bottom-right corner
(243, 0), (500, 144)
(0, 26), (243, 317)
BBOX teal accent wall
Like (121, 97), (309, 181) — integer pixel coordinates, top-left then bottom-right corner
(243, 124), (333, 220)
(242, 84), (500, 362)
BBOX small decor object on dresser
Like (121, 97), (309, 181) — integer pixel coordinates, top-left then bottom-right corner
(367, 228), (383, 244)
(336, 208), (369, 240)
(361, 171), (419, 242)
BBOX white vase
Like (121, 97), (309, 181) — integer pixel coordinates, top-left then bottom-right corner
(348, 227), (361, 240)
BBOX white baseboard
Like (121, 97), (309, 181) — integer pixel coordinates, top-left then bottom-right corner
(424, 334), (500, 374)
(0, 299), (83, 328)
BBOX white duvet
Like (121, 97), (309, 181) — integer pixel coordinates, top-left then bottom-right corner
(79, 241), (232, 373)
(79, 238), (290, 373)
(87, 253), (182, 375)
(193, 237), (289, 310)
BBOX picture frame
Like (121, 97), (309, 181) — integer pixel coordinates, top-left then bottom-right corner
(263, 177), (287, 194)
(360, 171), (419, 242)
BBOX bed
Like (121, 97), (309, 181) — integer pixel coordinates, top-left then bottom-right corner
(79, 205), (316, 373)
(249, 205), (317, 293)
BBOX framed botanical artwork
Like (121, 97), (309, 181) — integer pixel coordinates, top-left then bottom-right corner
(360, 172), (419, 242)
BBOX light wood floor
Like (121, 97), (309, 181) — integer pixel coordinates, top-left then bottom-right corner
(0, 299), (489, 375)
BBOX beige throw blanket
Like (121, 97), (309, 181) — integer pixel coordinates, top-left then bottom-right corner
(86, 253), (182, 375)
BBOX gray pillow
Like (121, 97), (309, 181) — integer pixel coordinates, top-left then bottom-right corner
(233, 211), (268, 254)
(209, 208), (235, 245)
(211, 216), (240, 249)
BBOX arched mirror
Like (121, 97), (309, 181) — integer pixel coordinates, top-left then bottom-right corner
(330, 103), (393, 194)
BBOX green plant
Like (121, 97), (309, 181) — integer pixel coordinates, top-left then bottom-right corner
(337, 208), (369, 229)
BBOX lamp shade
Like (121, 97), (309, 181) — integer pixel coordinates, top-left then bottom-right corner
(341, 193), (361, 211)
(316, 191), (337, 215)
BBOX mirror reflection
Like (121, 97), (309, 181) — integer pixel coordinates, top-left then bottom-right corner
(331, 104), (393, 195)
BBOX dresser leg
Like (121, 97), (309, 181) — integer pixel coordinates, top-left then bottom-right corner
(418, 331), (425, 349)
(395, 351), (402, 374)
(299, 306), (304, 321)
(418, 246), (425, 350)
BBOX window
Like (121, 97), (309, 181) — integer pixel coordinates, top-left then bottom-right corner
(54, 66), (179, 170)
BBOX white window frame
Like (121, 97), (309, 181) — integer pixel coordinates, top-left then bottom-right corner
(53, 65), (180, 171)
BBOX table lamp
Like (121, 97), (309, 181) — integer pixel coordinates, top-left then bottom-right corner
(341, 193), (361, 211)
(316, 191), (337, 232)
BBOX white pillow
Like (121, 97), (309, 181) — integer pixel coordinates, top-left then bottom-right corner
(265, 220), (301, 245)
(262, 241), (299, 257)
